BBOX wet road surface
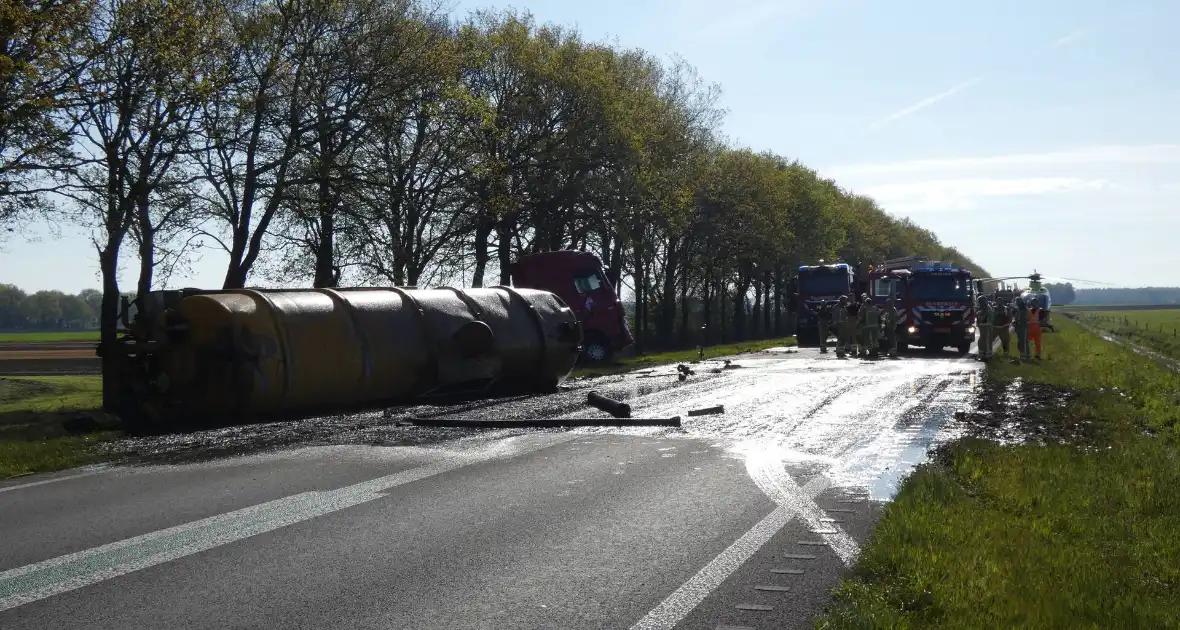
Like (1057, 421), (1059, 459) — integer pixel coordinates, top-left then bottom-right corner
(0, 346), (980, 629)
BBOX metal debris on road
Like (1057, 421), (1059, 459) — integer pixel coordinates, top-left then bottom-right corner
(587, 391), (632, 418)
(406, 416), (682, 428)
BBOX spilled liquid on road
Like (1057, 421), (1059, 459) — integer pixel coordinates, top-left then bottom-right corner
(105, 348), (984, 501)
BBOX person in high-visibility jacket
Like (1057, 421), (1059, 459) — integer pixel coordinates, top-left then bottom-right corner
(859, 295), (881, 359)
(1014, 297), (1031, 361)
(1027, 297), (1045, 360)
(976, 296), (994, 360)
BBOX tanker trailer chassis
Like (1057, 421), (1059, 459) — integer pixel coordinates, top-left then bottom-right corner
(105, 286), (583, 430)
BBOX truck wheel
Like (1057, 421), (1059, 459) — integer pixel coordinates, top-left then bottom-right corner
(580, 333), (613, 364)
(958, 343), (971, 355)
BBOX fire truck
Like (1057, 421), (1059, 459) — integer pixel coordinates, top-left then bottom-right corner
(792, 262), (856, 345)
(862, 256), (980, 354)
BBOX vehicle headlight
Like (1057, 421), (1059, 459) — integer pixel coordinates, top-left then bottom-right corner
(907, 326), (917, 333)
(967, 326), (976, 333)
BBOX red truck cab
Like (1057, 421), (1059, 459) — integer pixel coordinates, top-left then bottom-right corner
(510, 250), (633, 363)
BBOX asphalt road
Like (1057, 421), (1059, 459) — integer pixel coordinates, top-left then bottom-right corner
(0, 345), (981, 629)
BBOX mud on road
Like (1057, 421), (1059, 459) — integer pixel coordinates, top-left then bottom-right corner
(106, 346), (983, 500)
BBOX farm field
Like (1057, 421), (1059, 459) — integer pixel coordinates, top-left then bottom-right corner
(1061, 303), (1180, 312)
(1071, 307), (1180, 362)
(0, 330), (101, 342)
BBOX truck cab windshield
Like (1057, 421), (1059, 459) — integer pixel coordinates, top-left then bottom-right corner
(574, 270), (605, 293)
(910, 274), (971, 301)
(799, 272), (851, 296)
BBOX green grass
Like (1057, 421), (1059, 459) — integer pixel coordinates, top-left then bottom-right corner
(0, 330), (100, 342)
(570, 336), (797, 378)
(0, 375), (115, 480)
(0, 375), (103, 414)
(0, 433), (119, 479)
(817, 317), (1180, 629)
(1073, 308), (1180, 361)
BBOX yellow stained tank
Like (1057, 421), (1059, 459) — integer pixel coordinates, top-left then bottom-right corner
(149, 286), (581, 422)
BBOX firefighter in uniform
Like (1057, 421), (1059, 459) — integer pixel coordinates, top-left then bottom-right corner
(993, 297), (1013, 356)
(976, 296), (994, 360)
(859, 294), (881, 359)
(883, 299), (900, 358)
(832, 295), (849, 358)
(845, 296), (860, 357)
(1014, 297), (1031, 361)
(815, 301), (832, 353)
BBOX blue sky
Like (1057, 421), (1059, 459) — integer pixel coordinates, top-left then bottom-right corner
(2, 0), (1177, 291)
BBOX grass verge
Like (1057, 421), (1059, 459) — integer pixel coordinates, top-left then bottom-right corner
(0, 330), (101, 342)
(0, 375), (119, 480)
(570, 336), (796, 378)
(817, 317), (1180, 629)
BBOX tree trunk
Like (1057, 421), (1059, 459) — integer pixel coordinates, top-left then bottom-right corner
(496, 219), (514, 286)
(733, 270), (752, 342)
(773, 264), (784, 335)
(312, 206), (336, 288)
(679, 268), (690, 347)
(762, 275), (772, 338)
(659, 243), (678, 347)
(702, 278), (712, 348)
(470, 215), (494, 287)
(752, 281), (763, 339)
(99, 245), (122, 412)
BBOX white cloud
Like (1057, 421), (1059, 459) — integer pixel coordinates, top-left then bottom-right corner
(826, 144), (1180, 178)
(867, 77), (984, 130)
(857, 177), (1111, 213)
(688, 0), (813, 39)
(1055, 28), (1089, 46)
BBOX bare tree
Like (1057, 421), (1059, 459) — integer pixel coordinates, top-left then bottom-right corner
(62, 0), (226, 408)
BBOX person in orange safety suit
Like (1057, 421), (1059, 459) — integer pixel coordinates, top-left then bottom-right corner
(1027, 297), (1044, 360)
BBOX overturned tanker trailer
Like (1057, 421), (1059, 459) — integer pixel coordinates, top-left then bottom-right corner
(104, 286), (583, 429)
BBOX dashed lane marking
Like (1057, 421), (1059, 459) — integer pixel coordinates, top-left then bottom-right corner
(797, 540), (827, 546)
(781, 554), (816, 560)
(825, 508), (856, 513)
(770, 568), (804, 575)
(628, 476), (829, 630)
(735, 603), (774, 611)
(753, 584), (791, 592)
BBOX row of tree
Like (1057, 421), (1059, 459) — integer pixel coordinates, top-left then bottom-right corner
(0, 285), (102, 330)
(1073, 287), (1180, 306)
(2, 0), (988, 357)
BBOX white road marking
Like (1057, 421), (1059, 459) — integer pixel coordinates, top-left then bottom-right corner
(628, 476), (828, 630)
(0, 469), (106, 494)
(744, 450), (861, 565)
(0, 433), (576, 613)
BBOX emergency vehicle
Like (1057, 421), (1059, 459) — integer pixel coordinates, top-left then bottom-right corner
(863, 256), (979, 354)
(791, 262), (856, 345)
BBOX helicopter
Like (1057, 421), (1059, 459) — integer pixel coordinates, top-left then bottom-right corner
(977, 270), (1111, 332)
